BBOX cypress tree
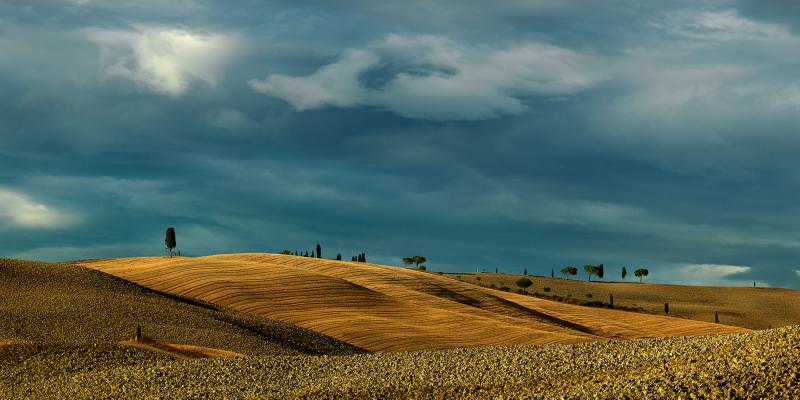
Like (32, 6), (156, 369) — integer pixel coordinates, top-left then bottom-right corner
(715, 312), (719, 323)
(135, 321), (142, 341)
(621, 266), (627, 280)
(664, 302), (669, 314)
(311, 250), (315, 258)
(524, 268), (527, 276)
(495, 267), (498, 273)
(164, 227), (177, 257)
(336, 253), (342, 261)
(551, 268), (554, 278)
(609, 293), (614, 307)
(317, 243), (322, 259)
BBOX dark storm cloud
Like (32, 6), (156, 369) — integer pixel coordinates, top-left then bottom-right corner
(0, 0), (799, 288)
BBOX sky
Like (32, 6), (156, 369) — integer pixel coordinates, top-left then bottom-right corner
(2, 0), (800, 288)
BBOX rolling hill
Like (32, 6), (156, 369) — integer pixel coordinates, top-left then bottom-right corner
(77, 254), (748, 352)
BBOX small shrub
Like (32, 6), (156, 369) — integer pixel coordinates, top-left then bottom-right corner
(585, 293), (593, 299)
(566, 293), (572, 298)
(418, 265), (427, 271)
(515, 278), (533, 290)
(456, 275), (461, 279)
(490, 283), (497, 289)
(543, 287), (551, 292)
(517, 288), (524, 294)
(437, 271), (443, 275)
(476, 276), (481, 281)
(499, 286), (511, 292)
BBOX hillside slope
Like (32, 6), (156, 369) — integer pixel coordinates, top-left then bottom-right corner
(78, 254), (747, 352)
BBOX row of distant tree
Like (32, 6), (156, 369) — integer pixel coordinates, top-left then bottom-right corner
(558, 265), (649, 282)
(278, 244), (367, 263)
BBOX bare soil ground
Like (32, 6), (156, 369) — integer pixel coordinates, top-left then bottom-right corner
(77, 254), (747, 352)
(451, 271), (800, 329)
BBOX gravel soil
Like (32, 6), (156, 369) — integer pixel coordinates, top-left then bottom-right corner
(1, 326), (797, 399)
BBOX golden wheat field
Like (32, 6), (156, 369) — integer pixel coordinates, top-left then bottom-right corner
(76, 254), (749, 352)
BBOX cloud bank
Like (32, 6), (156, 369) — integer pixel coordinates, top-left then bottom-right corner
(249, 35), (602, 120)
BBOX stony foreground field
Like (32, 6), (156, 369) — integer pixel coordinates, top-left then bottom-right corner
(2, 326), (798, 399)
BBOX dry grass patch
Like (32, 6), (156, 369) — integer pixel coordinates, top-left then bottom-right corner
(119, 336), (244, 359)
(452, 272), (800, 329)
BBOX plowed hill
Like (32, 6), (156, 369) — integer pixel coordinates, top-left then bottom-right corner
(77, 254), (747, 352)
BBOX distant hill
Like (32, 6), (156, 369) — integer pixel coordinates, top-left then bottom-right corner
(454, 272), (800, 330)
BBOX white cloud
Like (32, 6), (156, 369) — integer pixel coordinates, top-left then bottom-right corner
(796, 270), (800, 278)
(249, 34), (602, 120)
(249, 50), (376, 110)
(669, 264), (767, 287)
(84, 26), (240, 96)
(0, 188), (77, 228)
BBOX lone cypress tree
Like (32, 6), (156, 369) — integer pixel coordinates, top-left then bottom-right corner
(551, 268), (554, 278)
(135, 321), (142, 341)
(664, 302), (669, 314)
(495, 267), (498, 273)
(621, 266), (627, 280)
(609, 293), (614, 307)
(524, 268), (527, 276)
(165, 227), (176, 257)
(316, 243), (322, 259)
(715, 311), (719, 323)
